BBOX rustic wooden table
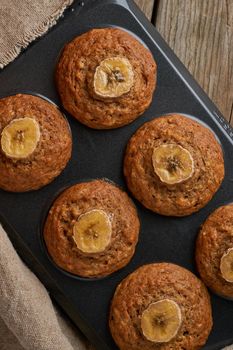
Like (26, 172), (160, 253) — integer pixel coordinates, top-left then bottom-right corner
(135, 0), (233, 125)
(83, 1), (233, 348)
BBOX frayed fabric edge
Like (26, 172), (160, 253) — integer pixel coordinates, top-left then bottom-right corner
(0, 0), (74, 69)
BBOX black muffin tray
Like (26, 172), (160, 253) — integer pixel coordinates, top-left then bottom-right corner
(0, 1), (233, 349)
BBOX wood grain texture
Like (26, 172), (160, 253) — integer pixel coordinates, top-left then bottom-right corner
(134, 0), (155, 20)
(155, 0), (233, 125)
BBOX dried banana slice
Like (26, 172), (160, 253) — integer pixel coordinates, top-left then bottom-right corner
(73, 209), (112, 254)
(141, 299), (182, 343)
(1, 117), (40, 160)
(152, 144), (194, 185)
(220, 248), (233, 282)
(94, 56), (134, 98)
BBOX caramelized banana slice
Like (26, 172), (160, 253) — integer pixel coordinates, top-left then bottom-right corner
(73, 209), (112, 253)
(94, 57), (134, 98)
(141, 299), (182, 343)
(1, 117), (40, 159)
(220, 248), (233, 282)
(152, 144), (194, 185)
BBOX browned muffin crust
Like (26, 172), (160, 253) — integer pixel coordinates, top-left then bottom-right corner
(124, 114), (224, 216)
(109, 263), (213, 350)
(56, 28), (157, 129)
(43, 179), (140, 278)
(0, 94), (72, 192)
(196, 204), (233, 299)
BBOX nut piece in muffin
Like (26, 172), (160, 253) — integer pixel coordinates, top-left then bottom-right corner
(109, 263), (212, 350)
(124, 114), (224, 216)
(196, 203), (233, 299)
(56, 28), (157, 129)
(0, 94), (72, 192)
(43, 179), (140, 278)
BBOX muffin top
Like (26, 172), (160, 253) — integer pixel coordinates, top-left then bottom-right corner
(109, 263), (212, 350)
(56, 27), (156, 129)
(124, 114), (224, 216)
(43, 179), (140, 278)
(0, 94), (72, 192)
(196, 204), (233, 299)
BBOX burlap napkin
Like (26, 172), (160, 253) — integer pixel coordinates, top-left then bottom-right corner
(0, 225), (90, 350)
(0, 0), (74, 68)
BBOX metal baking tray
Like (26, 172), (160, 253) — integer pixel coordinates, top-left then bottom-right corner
(0, 1), (233, 349)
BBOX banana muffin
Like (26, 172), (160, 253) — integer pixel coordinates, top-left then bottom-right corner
(196, 204), (233, 299)
(124, 114), (224, 216)
(43, 179), (140, 278)
(0, 94), (72, 192)
(56, 27), (157, 129)
(109, 263), (212, 350)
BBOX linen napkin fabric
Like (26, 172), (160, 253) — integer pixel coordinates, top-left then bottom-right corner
(0, 0), (73, 68)
(0, 225), (90, 350)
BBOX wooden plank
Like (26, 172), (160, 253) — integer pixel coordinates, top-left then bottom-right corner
(134, 0), (155, 20)
(155, 0), (233, 125)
